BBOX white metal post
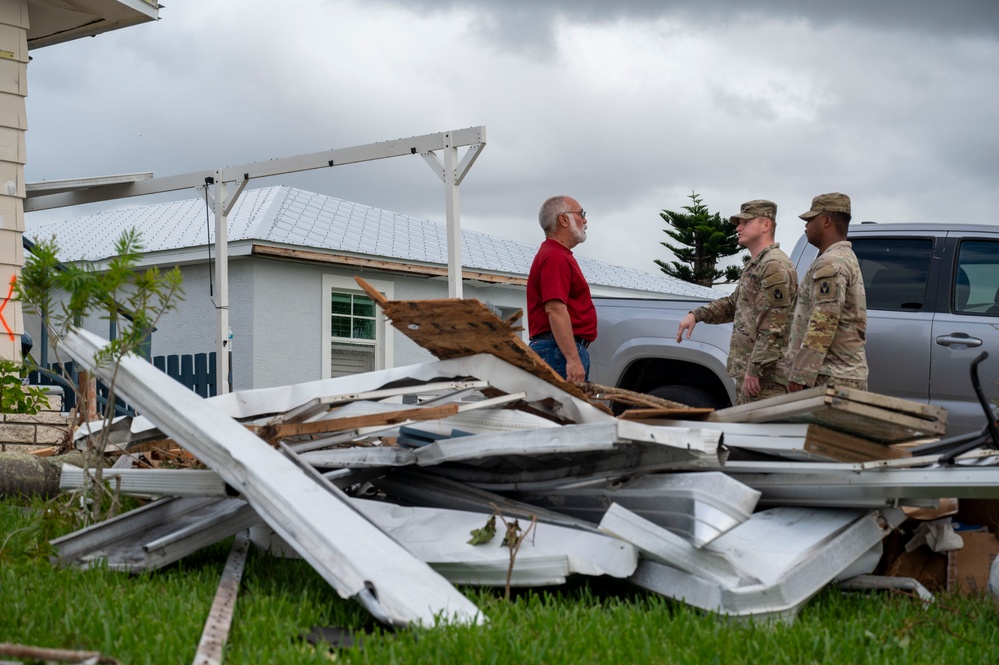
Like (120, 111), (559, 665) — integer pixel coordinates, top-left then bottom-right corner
(212, 172), (230, 395)
(442, 132), (462, 299)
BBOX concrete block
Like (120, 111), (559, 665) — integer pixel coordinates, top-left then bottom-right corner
(35, 423), (67, 445)
(0, 421), (33, 442)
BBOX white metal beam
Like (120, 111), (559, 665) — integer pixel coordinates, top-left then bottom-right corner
(24, 127), (487, 211)
(26, 127), (486, 391)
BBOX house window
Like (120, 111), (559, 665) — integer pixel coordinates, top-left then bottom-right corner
(330, 292), (376, 377)
(322, 275), (393, 379)
(331, 292), (377, 340)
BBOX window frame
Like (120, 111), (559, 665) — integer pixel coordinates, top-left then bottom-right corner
(321, 274), (394, 379)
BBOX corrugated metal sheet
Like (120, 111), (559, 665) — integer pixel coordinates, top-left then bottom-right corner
(24, 185), (722, 298)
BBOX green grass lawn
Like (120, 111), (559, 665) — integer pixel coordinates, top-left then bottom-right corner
(2, 498), (998, 664)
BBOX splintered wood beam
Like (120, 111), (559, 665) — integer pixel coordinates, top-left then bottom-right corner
(355, 276), (391, 309)
(258, 403), (461, 443)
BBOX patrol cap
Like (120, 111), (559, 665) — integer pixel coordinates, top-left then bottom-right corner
(730, 199), (777, 224)
(799, 192), (851, 220)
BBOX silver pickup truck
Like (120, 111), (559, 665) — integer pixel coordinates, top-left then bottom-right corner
(588, 222), (999, 436)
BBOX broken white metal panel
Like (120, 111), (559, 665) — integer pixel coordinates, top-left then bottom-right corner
(727, 465), (999, 508)
(300, 421), (721, 473)
(83, 353), (613, 442)
(598, 504), (749, 587)
(667, 421), (825, 461)
(226, 354), (615, 426)
(372, 469), (602, 532)
(510, 472), (760, 547)
(298, 446), (417, 468)
(839, 575), (934, 603)
(268, 380), (490, 426)
(619, 506), (905, 622)
(279, 392), (529, 444)
(613, 421), (721, 456)
(410, 421), (718, 470)
(59, 465), (229, 498)
(413, 424), (622, 467)
(719, 450), (998, 474)
(288, 394), (544, 455)
(50, 497), (259, 572)
(58, 329), (483, 628)
(415, 406), (560, 436)
(252, 498), (639, 587)
(419, 441), (725, 492)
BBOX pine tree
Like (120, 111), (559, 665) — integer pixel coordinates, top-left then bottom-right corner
(655, 191), (744, 287)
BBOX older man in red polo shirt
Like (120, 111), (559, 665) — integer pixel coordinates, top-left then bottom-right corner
(527, 195), (598, 382)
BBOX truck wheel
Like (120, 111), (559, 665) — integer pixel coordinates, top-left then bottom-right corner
(648, 385), (718, 409)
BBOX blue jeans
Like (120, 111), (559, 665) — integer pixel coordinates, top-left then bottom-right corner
(529, 337), (590, 381)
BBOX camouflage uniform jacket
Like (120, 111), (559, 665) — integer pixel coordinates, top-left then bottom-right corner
(786, 240), (868, 386)
(693, 243), (798, 383)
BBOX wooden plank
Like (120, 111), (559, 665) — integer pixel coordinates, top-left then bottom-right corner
(709, 386), (946, 443)
(617, 407), (713, 421)
(354, 277), (597, 405)
(713, 395), (942, 442)
(709, 394), (831, 424)
(258, 403), (461, 442)
(711, 384), (945, 425)
(828, 386), (947, 422)
(803, 425), (912, 463)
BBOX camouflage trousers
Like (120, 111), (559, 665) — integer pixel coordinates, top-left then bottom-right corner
(814, 375), (868, 391)
(735, 376), (788, 406)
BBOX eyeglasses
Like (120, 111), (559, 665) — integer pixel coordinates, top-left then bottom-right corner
(564, 210), (586, 219)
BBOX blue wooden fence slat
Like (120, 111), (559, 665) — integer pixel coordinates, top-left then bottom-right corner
(31, 352), (219, 417)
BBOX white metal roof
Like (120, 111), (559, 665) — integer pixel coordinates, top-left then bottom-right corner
(24, 185), (722, 298)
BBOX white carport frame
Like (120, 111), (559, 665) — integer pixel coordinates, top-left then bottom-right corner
(25, 126), (487, 393)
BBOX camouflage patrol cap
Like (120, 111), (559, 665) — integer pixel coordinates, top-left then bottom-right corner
(799, 192), (851, 220)
(730, 199), (777, 224)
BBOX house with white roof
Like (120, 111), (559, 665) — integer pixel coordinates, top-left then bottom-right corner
(24, 185), (720, 390)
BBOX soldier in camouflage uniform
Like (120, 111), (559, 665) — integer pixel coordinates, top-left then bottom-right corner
(786, 192), (868, 392)
(677, 199), (798, 404)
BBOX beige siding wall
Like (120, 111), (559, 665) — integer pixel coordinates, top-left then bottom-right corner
(0, 0), (26, 361)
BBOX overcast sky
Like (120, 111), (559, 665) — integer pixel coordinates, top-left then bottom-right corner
(23, 0), (999, 277)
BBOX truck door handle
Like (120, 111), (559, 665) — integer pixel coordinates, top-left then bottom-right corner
(936, 333), (983, 348)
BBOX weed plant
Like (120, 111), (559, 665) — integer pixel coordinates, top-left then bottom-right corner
(2, 496), (998, 664)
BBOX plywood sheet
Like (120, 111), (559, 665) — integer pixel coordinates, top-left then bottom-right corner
(708, 384), (946, 443)
(355, 277), (590, 402)
(803, 425), (912, 463)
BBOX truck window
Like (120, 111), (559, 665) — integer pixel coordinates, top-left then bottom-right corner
(954, 240), (999, 316)
(852, 238), (933, 311)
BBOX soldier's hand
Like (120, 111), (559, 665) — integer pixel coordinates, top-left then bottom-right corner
(676, 312), (697, 343)
(744, 374), (761, 397)
(788, 381), (805, 393)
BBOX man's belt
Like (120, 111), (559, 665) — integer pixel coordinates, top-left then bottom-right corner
(529, 331), (591, 349)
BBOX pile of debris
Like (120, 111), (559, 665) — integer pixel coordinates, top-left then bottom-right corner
(51, 283), (999, 640)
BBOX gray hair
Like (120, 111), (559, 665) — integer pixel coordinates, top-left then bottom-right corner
(539, 195), (569, 235)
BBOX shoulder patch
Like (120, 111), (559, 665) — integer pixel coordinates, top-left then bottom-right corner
(766, 283), (789, 306)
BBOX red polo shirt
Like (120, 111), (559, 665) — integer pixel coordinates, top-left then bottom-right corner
(527, 238), (598, 341)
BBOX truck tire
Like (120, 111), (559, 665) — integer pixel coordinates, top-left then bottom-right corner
(648, 385), (718, 409)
